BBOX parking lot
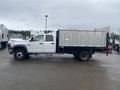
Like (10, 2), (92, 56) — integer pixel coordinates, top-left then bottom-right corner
(0, 49), (120, 90)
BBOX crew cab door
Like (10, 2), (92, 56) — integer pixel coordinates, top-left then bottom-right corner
(44, 35), (56, 53)
(27, 35), (44, 53)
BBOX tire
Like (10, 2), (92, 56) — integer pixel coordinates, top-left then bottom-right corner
(116, 45), (119, 52)
(117, 48), (119, 52)
(79, 51), (90, 62)
(0, 42), (4, 49)
(14, 50), (26, 60)
(115, 44), (119, 51)
(1, 42), (6, 49)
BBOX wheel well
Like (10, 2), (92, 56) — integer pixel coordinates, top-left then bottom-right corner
(13, 46), (27, 53)
(73, 49), (94, 55)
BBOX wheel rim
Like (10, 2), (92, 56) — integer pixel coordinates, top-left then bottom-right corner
(80, 52), (89, 61)
(16, 52), (23, 59)
(81, 55), (88, 61)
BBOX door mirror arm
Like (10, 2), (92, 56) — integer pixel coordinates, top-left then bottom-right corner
(29, 37), (33, 42)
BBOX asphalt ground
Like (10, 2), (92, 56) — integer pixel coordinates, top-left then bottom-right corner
(0, 49), (120, 90)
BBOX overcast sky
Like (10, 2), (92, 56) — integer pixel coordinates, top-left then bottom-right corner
(0, 0), (120, 32)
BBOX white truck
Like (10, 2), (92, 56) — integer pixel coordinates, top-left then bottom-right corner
(114, 38), (120, 52)
(0, 24), (8, 49)
(8, 29), (110, 61)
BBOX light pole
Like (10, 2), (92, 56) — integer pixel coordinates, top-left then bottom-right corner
(45, 15), (48, 31)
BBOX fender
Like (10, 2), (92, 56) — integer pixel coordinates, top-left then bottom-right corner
(13, 44), (28, 53)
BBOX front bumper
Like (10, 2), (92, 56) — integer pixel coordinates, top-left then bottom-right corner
(8, 48), (14, 54)
(8, 44), (13, 54)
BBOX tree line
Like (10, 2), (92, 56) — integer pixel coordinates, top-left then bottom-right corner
(8, 30), (31, 39)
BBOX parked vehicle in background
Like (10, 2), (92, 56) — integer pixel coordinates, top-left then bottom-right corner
(113, 39), (120, 52)
(0, 24), (8, 49)
(8, 28), (110, 61)
(8, 34), (26, 49)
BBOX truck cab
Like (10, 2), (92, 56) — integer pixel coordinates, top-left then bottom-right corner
(28, 31), (56, 53)
(8, 31), (56, 60)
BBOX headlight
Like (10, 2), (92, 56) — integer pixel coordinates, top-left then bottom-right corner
(8, 43), (15, 48)
(10, 44), (15, 48)
(8, 43), (11, 48)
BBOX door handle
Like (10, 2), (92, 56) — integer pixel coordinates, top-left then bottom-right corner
(39, 43), (43, 44)
(51, 43), (54, 44)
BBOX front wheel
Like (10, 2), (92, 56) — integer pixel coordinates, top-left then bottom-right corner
(14, 50), (26, 60)
(79, 51), (90, 62)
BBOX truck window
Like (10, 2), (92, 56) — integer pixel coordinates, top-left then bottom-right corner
(32, 35), (44, 42)
(46, 35), (53, 41)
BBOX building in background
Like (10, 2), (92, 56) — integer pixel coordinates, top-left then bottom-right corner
(0, 24), (8, 48)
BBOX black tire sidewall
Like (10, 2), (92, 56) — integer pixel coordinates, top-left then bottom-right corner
(14, 50), (25, 60)
(79, 51), (90, 61)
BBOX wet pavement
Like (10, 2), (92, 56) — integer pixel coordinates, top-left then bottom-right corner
(0, 49), (120, 90)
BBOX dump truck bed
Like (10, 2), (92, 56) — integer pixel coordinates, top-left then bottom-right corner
(59, 30), (107, 47)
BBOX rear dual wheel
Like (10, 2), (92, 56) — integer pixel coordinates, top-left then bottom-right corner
(79, 51), (90, 61)
(74, 51), (90, 61)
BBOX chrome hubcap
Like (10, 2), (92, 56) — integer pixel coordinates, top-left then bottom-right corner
(16, 52), (23, 58)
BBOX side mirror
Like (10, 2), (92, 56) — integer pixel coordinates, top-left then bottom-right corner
(29, 37), (33, 41)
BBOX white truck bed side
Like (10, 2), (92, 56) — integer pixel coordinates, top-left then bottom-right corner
(59, 30), (107, 47)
